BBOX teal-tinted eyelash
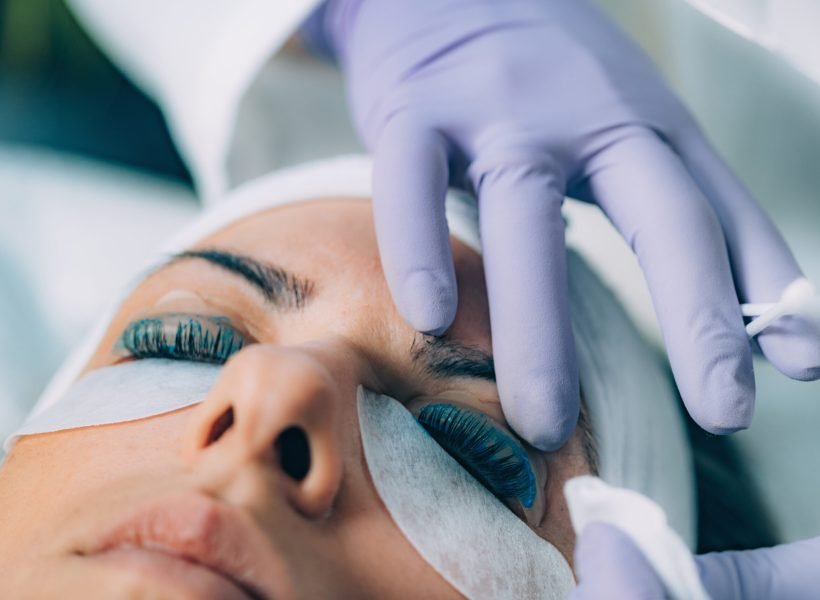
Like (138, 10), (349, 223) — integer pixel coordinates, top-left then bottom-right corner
(416, 404), (536, 508)
(119, 315), (245, 364)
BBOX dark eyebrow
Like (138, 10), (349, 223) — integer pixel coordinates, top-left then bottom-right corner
(410, 334), (496, 382)
(169, 249), (315, 310)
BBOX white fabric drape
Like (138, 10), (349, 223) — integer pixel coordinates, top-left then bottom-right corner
(680, 0), (820, 85)
(66, 0), (325, 199)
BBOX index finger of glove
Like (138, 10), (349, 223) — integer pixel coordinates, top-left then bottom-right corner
(372, 117), (456, 336)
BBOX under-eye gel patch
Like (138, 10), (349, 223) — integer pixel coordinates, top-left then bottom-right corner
(357, 388), (574, 600)
(5, 359), (220, 450)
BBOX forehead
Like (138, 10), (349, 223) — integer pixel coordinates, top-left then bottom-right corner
(200, 200), (389, 313)
(204, 200), (384, 280)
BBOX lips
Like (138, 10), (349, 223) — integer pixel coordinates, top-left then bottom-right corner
(88, 493), (278, 599)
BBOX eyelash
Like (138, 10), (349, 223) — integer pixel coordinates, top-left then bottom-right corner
(120, 316), (245, 364)
(416, 404), (536, 508)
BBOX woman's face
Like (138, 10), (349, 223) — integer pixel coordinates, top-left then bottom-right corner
(0, 200), (591, 599)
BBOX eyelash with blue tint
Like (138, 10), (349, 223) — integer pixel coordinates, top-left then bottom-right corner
(118, 314), (245, 364)
(416, 403), (537, 508)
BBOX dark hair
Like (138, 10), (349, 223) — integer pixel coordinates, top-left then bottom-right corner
(686, 416), (780, 552)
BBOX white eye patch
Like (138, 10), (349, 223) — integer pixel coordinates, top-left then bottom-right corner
(5, 359), (220, 450)
(357, 388), (575, 600)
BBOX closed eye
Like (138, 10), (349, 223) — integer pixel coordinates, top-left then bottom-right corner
(415, 403), (537, 509)
(116, 314), (246, 364)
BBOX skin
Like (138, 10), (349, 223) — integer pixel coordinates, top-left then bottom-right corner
(0, 199), (591, 598)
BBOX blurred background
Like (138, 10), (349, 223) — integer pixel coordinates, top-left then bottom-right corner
(0, 0), (818, 541)
(0, 0), (187, 178)
(0, 0), (198, 457)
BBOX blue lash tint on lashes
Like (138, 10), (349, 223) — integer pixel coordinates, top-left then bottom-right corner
(416, 403), (537, 508)
(120, 315), (245, 364)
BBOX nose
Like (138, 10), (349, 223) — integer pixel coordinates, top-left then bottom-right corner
(183, 344), (344, 519)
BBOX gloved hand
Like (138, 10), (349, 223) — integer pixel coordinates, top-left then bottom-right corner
(571, 522), (820, 599)
(302, 0), (820, 450)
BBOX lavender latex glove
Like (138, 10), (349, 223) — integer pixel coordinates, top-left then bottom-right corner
(302, 0), (820, 450)
(571, 523), (820, 600)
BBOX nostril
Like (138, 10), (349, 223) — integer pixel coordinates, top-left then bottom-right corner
(276, 427), (311, 481)
(206, 407), (234, 446)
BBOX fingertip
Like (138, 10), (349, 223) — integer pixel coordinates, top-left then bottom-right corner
(685, 363), (755, 435)
(793, 365), (820, 382)
(525, 416), (577, 452)
(397, 269), (458, 336)
(696, 418), (750, 437)
(770, 360), (820, 383)
(502, 375), (580, 452)
(669, 310), (756, 435)
(370, 119), (455, 338)
(688, 394), (754, 436)
(757, 316), (820, 382)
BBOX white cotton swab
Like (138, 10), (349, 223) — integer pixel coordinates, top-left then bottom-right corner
(742, 278), (820, 338)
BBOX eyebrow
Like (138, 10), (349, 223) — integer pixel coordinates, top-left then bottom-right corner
(170, 249), (315, 310)
(165, 250), (491, 381)
(410, 334), (496, 382)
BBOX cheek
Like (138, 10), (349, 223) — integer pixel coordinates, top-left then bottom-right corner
(536, 431), (593, 568)
(81, 410), (190, 463)
(0, 412), (191, 562)
(1, 554), (131, 597)
(8, 410), (191, 495)
(323, 480), (461, 599)
(343, 527), (461, 598)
